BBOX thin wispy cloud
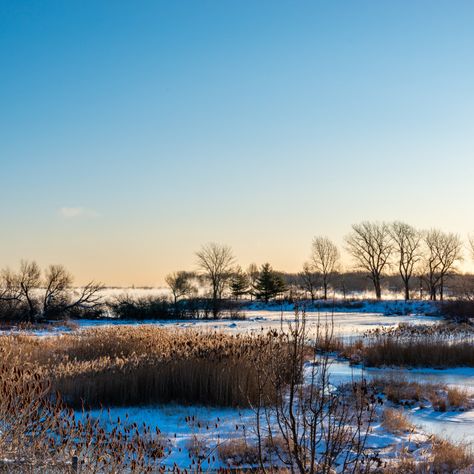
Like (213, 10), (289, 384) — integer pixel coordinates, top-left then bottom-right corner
(59, 207), (100, 219)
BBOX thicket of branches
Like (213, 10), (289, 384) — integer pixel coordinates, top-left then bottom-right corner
(0, 260), (103, 322)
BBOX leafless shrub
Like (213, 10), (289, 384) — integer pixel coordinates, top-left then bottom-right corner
(253, 309), (378, 474)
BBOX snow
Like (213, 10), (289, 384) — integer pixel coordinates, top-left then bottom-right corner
(86, 402), (411, 471)
(71, 309), (439, 340)
(3, 302), (473, 469)
(86, 404), (254, 470)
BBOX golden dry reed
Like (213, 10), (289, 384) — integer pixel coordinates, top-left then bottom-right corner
(0, 326), (292, 408)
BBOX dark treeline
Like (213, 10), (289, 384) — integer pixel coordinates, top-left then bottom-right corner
(2, 221), (474, 322)
(0, 261), (103, 323)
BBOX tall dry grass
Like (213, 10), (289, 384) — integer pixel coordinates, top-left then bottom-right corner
(381, 408), (414, 434)
(369, 377), (473, 412)
(0, 326), (293, 408)
(382, 437), (474, 473)
(343, 324), (474, 368)
(0, 363), (167, 472)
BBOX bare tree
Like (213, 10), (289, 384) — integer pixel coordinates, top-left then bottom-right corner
(423, 229), (463, 300)
(196, 243), (235, 318)
(0, 268), (21, 302)
(345, 222), (393, 300)
(165, 271), (196, 305)
(469, 234), (474, 260)
(253, 309), (377, 473)
(42, 264), (103, 318)
(310, 237), (340, 300)
(299, 262), (318, 302)
(42, 264), (73, 313)
(17, 260), (42, 319)
(390, 222), (422, 301)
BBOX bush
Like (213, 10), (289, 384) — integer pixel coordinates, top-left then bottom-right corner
(108, 295), (246, 320)
(218, 439), (260, 467)
(381, 408), (414, 434)
(447, 386), (471, 410)
(429, 437), (473, 472)
(441, 300), (474, 323)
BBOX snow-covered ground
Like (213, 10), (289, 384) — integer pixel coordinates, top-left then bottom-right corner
(72, 309), (439, 339)
(74, 310), (473, 469)
(84, 354), (474, 471)
(326, 360), (474, 446)
(2, 304), (473, 469)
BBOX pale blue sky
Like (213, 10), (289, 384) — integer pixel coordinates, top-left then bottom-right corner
(1, 1), (474, 285)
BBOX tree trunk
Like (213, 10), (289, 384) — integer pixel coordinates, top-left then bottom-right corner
(212, 286), (219, 319)
(373, 277), (382, 300)
(404, 281), (410, 301)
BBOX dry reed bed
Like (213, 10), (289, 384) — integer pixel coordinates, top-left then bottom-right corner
(382, 437), (474, 473)
(342, 323), (474, 368)
(0, 363), (168, 472)
(0, 326), (292, 408)
(369, 377), (473, 411)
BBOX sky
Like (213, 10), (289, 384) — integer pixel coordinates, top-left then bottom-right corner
(1, 1), (474, 286)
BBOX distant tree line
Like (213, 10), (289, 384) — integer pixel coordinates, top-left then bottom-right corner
(165, 222), (473, 314)
(1, 221), (474, 322)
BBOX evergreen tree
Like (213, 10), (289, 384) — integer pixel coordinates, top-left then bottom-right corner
(254, 263), (286, 303)
(230, 267), (250, 299)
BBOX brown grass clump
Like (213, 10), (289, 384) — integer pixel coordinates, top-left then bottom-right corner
(380, 438), (474, 473)
(218, 439), (260, 467)
(382, 379), (426, 405)
(381, 408), (414, 434)
(446, 386), (471, 410)
(370, 377), (473, 412)
(0, 326), (293, 408)
(186, 434), (209, 461)
(371, 377), (441, 406)
(428, 437), (473, 472)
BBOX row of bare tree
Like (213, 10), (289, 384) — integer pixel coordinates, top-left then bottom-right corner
(297, 222), (471, 301)
(0, 261), (103, 322)
(345, 222), (469, 300)
(167, 223), (474, 307)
